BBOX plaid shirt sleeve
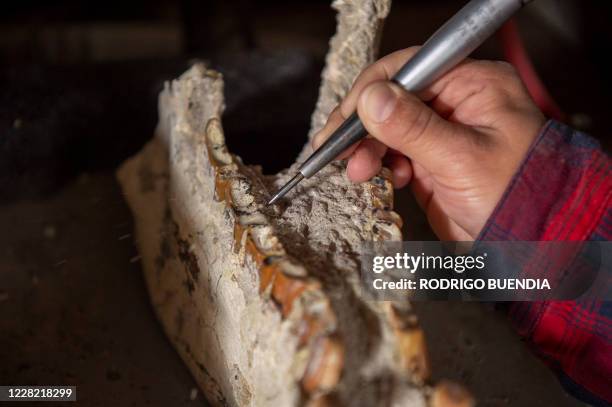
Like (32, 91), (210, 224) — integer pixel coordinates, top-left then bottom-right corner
(477, 120), (612, 406)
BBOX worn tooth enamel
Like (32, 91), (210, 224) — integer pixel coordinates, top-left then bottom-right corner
(430, 381), (475, 407)
(238, 213), (267, 226)
(206, 119), (233, 166)
(383, 302), (431, 383)
(278, 260), (309, 278)
(301, 336), (344, 394)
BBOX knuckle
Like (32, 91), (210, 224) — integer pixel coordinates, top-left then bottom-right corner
(479, 75), (499, 89)
(468, 60), (495, 74)
(471, 60), (517, 82)
(495, 60), (518, 75)
(354, 65), (374, 84)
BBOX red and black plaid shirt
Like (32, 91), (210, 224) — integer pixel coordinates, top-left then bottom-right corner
(477, 120), (611, 405)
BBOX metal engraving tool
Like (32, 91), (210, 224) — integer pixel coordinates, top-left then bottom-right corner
(268, 0), (534, 206)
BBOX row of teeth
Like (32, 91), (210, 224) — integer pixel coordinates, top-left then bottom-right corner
(198, 69), (469, 405)
(203, 117), (344, 398)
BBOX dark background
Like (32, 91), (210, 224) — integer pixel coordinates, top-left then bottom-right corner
(1, 1), (610, 406)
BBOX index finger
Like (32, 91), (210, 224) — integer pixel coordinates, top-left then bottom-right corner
(340, 46), (485, 117)
(338, 47), (421, 118)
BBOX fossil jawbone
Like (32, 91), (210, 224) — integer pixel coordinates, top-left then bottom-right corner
(117, 1), (473, 406)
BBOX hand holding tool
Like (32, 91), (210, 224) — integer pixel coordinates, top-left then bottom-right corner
(268, 0), (534, 206)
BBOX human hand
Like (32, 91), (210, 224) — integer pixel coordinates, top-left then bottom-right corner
(312, 47), (546, 241)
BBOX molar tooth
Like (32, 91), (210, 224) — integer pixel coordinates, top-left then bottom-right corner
(279, 260), (308, 278)
(301, 336), (344, 394)
(430, 381), (474, 407)
(372, 220), (402, 241)
(238, 212), (267, 226)
(205, 119), (233, 165)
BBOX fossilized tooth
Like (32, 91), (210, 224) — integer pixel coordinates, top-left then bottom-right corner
(430, 381), (475, 407)
(117, 0), (470, 406)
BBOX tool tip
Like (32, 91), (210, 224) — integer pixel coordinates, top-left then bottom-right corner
(266, 195), (281, 206)
(267, 173), (304, 206)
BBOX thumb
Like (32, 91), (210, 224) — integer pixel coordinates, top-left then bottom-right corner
(357, 81), (469, 169)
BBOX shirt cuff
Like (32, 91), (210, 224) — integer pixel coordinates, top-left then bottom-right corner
(477, 119), (606, 242)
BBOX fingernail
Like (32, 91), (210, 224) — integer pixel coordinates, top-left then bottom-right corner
(363, 83), (396, 123)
